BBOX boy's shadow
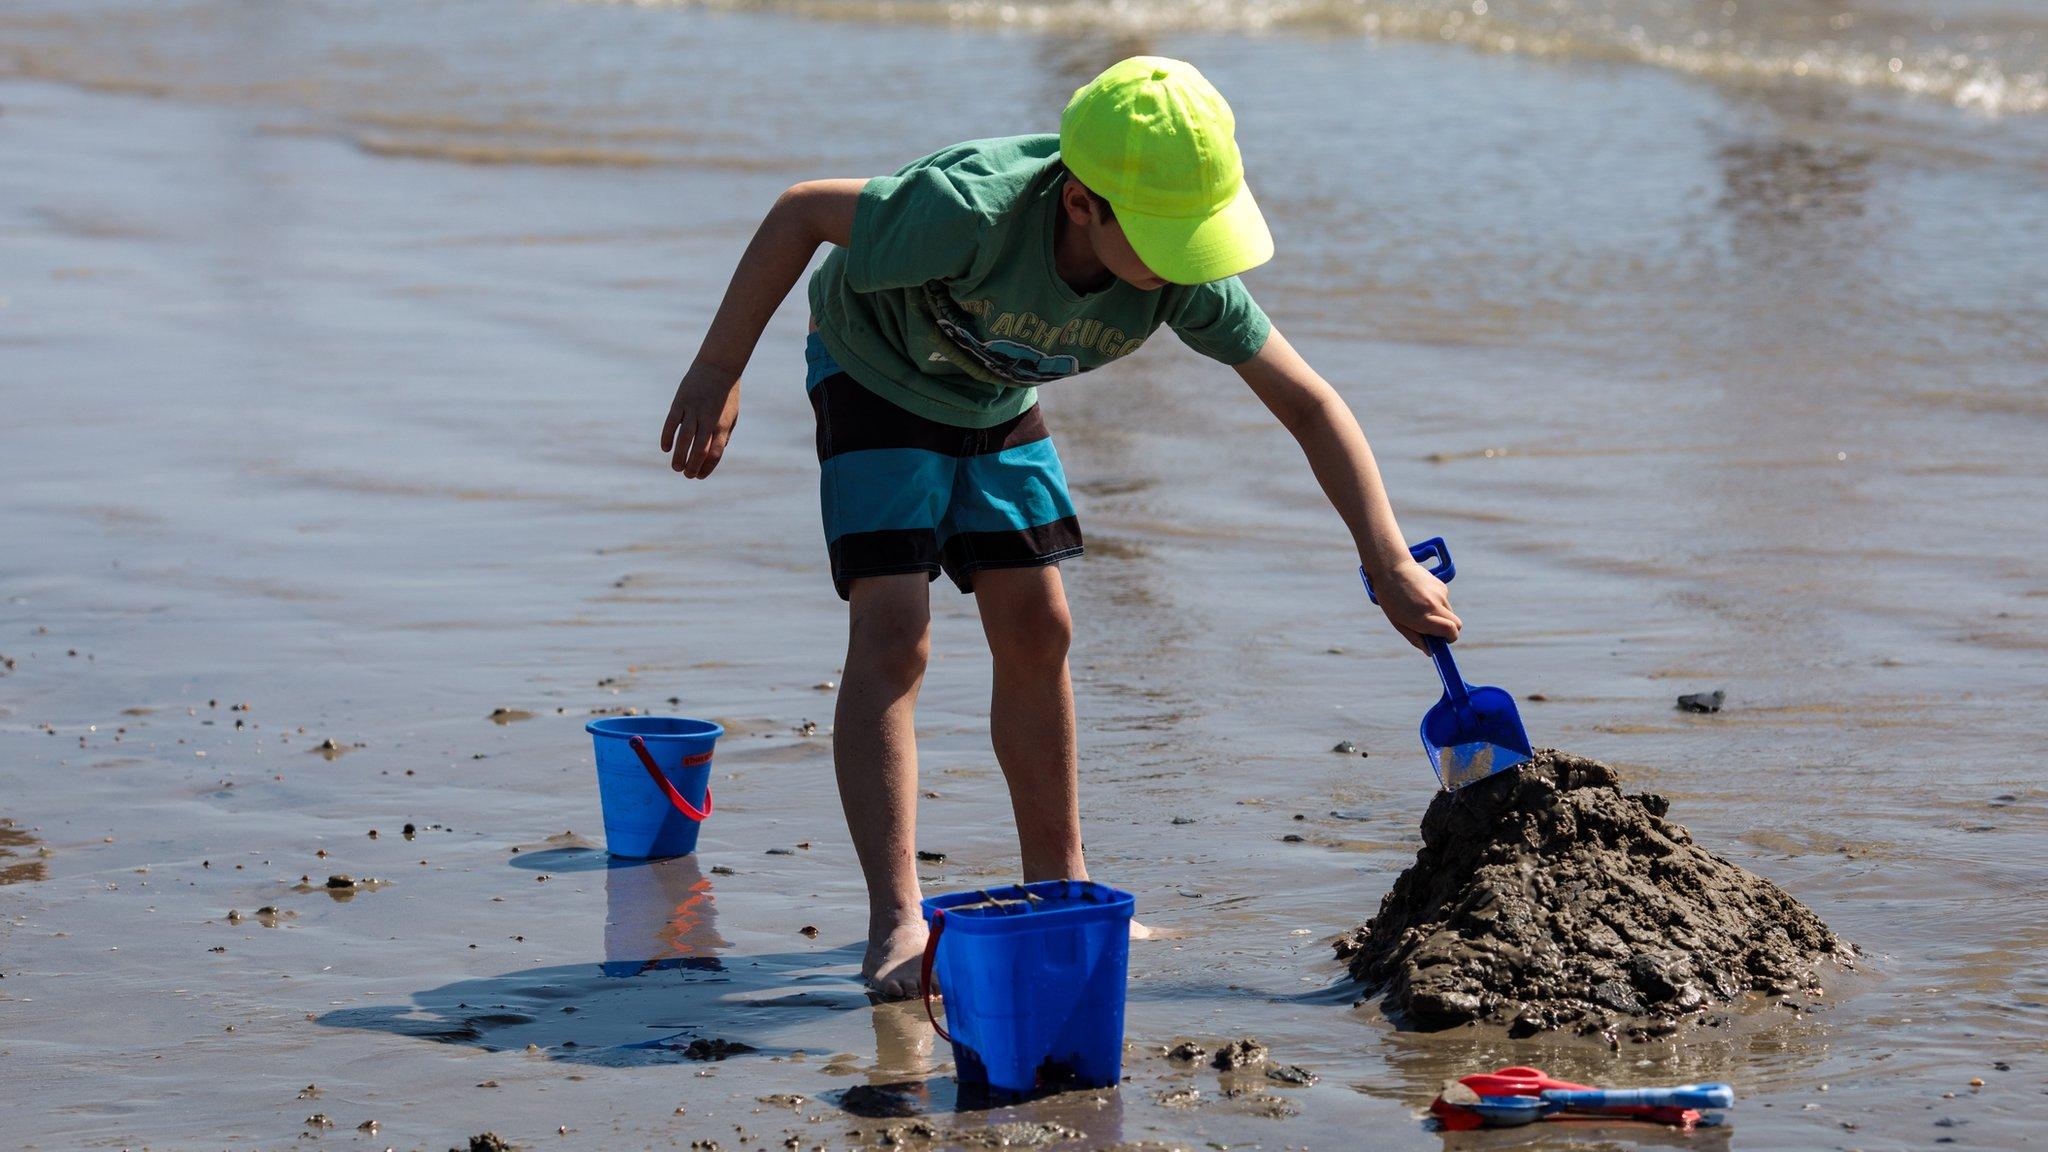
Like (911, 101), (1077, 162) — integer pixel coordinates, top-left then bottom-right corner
(318, 850), (1130, 1138)
(317, 851), (871, 1067)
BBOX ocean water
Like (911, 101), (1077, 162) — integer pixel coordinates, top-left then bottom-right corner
(2, 0), (2044, 1148)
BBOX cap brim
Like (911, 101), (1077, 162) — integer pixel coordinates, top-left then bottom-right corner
(1116, 179), (1273, 286)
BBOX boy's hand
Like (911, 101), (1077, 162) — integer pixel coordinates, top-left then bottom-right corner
(661, 362), (742, 478)
(1370, 558), (1463, 652)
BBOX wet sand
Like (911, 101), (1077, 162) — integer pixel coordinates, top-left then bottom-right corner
(4, 2), (2047, 1148)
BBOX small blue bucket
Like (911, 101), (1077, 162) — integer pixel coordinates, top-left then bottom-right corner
(586, 716), (721, 859)
(919, 880), (1134, 1095)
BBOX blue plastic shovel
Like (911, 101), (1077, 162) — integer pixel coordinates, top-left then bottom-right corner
(1362, 537), (1533, 790)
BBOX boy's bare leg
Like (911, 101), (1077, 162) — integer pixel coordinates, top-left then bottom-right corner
(974, 566), (1153, 938)
(971, 567), (1086, 882)
(835, 572), (934, 998)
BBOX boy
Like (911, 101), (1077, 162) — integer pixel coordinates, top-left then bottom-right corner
(661, 58), (1461, 997)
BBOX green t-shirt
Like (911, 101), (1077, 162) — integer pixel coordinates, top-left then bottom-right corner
(806, 134), (1271, 429)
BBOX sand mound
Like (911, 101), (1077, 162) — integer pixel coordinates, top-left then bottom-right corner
(1335, 750), (1852, 1040)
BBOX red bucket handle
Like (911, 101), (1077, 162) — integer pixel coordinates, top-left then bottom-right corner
(627, 735), (713, 822)
(920, 908), (950, 1042)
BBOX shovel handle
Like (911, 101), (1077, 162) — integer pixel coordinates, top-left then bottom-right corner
(1426, 636), (1471, 707)
(1361, 537), (1455, 605)
(1544, 1085), (1735, 1111)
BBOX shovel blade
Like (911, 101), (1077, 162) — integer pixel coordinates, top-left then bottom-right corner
(1423, 685), (1533, 790)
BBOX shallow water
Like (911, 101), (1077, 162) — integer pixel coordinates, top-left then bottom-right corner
(3, 1), (2045, 1148)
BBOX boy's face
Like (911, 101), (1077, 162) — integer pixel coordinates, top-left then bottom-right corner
(1061, 180), (1168, 291)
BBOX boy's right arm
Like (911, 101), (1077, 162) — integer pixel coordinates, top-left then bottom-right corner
(661, 179), (864, 478)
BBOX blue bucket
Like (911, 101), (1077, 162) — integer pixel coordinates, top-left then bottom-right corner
(586, 716), (721, 859)
(919, 880), (1134, 1095)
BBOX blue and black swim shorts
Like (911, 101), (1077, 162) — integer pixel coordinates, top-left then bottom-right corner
(806, 331), (1083, 600)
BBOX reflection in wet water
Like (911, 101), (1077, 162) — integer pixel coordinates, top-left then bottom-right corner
(601, 853), (731, 975)
(1034, 30), (1157, 104)
(1717, 139), (1873, 229)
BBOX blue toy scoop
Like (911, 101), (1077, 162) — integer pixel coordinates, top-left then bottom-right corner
(1363, 538), (1533, 790)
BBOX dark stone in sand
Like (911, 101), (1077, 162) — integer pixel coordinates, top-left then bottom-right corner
(1266, 1063), (1317, 1086)
(1677, 690), (1726, 713)
(458, 1136), (514, 1152)
(1332, 740), (1359, 754)
(1334, 749), (1850, 1038)
(839, 1082), (921, 1118)
(1212, 1038), (1268, 1070)
(681, 1037), (754, 1061)
(1165, 1041), (1207, 1063)
(916, 850), (947, 863)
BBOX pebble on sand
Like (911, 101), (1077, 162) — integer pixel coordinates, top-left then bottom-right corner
(1212, 1038), (1269, 1070)
(799, 925), (819, 938)
(1676, 689), (1726, 713)
(916, 850), (947, 863)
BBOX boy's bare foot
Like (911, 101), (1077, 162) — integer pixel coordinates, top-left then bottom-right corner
(862, 913), (929, 1000)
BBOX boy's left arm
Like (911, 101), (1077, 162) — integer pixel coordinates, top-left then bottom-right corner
(1234, 326), (1463, 651)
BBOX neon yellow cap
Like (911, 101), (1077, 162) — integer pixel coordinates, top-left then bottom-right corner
(1058, 56), (1273, 285)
